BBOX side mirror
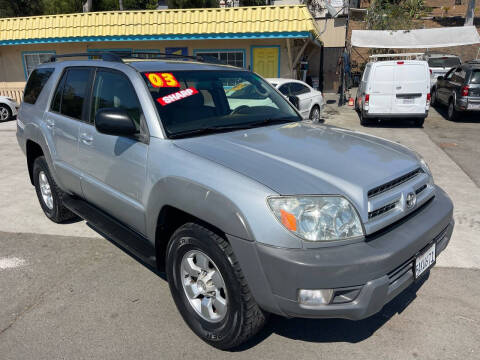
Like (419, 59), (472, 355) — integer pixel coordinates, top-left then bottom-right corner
(288, 95), (300, 109)
(95, 108), (137, 136)
(437, 76), (444, 81)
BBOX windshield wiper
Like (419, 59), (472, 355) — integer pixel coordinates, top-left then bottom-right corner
(168, 118), (298, 139)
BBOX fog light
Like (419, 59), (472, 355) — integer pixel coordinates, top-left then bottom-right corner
(298, 289), (333, 306)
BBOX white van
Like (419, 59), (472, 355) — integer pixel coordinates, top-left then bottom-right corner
(355, 60), (430, 127)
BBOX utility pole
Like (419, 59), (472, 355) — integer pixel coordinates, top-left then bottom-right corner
(465, 0), (476, 26)
(83, 0), (92, 12)
(119, 0), (124, 10)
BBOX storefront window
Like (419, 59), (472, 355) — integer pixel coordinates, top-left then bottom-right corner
(23, 52), (55, 78)
(194, 50), (244, 68)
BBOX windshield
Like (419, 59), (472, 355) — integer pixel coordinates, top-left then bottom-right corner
(428, 57), (461, 68)
(142, 70), (300, 138)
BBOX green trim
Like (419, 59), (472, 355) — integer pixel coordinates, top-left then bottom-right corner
(250, 45), (281, 78)
(193, 48), (246, 68)
(21, 50), (56, 80)
(1, 32), (311, 46)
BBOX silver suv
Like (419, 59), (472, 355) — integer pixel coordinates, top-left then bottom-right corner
(17, 52), (454, 349)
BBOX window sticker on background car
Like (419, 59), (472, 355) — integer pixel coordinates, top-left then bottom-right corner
(145, 72), (180, 88)
(157, 87), (199, 106)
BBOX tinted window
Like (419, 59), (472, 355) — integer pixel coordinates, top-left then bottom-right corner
(470, 70), (480, 84)
(290, 83), (310, 95)
(452, 68), (466, 83)
(23, 68), (54, 104)
(428, 57), (461, 68)
(278, 84), (290, 95)
(91, 70), (143, 131)
(51, 74), (66, 113)
(59, 68), (91, 120)
(362, 64), (372, 81)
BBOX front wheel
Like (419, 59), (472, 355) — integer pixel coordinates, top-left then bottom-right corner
(166, 223), (268, 350)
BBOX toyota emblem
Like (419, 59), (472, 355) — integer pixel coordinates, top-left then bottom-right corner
(406, 192), (417, 209)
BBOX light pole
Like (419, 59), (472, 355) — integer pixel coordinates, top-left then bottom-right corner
(465, 0), (476, 26)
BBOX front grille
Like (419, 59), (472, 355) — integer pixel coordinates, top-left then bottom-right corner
(415, 184), (427, 194)
(368, 168), (423, 198)
(368, 201), (398, 219)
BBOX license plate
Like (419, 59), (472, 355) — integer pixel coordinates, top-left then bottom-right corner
(403, 99), (414, 104)
(468, 103), (480, 110)
(414, 243), (436, 280)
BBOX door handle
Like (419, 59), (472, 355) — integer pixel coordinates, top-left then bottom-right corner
(45, 118), (54, 129)
(80, 133), (93, 145)
(396, 86), (402, 90)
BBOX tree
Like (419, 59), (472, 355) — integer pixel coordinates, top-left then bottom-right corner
(0, 0), (43, 18)
(167, 0), (218, 8)
(43, 0), (84, 15)
(465, 0), (476, 26)
(365, 0), (431, 30)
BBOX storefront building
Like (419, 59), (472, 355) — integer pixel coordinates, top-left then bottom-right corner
(0, 5), (323, 102)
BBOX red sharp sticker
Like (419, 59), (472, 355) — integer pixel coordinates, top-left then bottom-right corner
(145, 72), (180, 88)
(157, 87), (199, 106)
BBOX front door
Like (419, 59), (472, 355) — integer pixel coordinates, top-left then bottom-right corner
(252, 47), (279, 78)
(77, 68), (148, 235)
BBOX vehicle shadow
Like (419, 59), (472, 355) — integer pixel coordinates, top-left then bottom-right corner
(431, 105), (480, 123)
(235, 273), (429, 351)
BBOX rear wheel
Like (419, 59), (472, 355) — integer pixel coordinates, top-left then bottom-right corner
(448, 99), (459, 121)
(33, 156), (77, 223)
(166, 223), (267, 350)
(0, 104), (11, 122)
(414, 117), (425, 127)
(360, 110), (370, 126)
(309, 105), (320, 122)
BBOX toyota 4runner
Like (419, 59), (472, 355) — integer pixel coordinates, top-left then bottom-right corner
(17, 52), (454, 349)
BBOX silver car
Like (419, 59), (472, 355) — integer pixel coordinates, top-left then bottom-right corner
(17, 52), (454, 350)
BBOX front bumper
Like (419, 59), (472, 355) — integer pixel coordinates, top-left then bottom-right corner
(229, 187), (453, 320)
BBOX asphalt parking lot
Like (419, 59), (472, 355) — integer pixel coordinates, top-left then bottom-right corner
(1, 102), (479, 359)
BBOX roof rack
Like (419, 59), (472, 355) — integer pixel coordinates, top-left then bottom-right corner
(369, 53), (424, 62)
(49, 51), (226, 65)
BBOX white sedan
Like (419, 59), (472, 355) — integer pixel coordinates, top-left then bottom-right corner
(267, 78), (325, 121)
(0, 96), (19, 121)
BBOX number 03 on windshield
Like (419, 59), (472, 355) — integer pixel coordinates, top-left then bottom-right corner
(145, 72), (180, 88)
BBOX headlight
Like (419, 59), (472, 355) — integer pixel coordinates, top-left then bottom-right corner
(414, 152), (434, 185)
(267, 196), (364, 242)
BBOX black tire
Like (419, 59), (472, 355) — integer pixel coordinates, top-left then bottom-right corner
(33, 156), (77, 223)
(309, 105), (321, 121)
(166, 223), (267, 350)
(354, 97), (359, 112)
(430, 88), (437, 107)
(447, 99), (459, 121)
(414, 117), (425, 127)
(360, 110), (370, 126)
(0, 104), (12, 122)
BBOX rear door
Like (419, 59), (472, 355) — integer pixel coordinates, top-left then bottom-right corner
(368, 63), (394, 115)
(392, 62), (428, 115)
(45, 67), (93, 195)
(289, 82), (313, 118)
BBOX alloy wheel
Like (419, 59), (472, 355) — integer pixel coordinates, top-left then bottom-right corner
(39, 171), (54, 210)
(180, 249), (228, 323)
(0, 107), (9, 121)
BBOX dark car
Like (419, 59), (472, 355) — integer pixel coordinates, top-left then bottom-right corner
(431, 61), (480, 121)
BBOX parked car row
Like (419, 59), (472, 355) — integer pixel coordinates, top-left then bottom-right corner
(355, 53), (479, 126)
(0, 95), (19, 121)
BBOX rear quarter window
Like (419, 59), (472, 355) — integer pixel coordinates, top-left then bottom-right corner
(23, 68), (55, 104)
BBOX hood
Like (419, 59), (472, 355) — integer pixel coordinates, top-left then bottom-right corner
(174, 122), (420, 214)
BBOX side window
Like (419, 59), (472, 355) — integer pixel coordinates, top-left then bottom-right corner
(278, 84), (290, 96)
(91, 70), (143, 131)
(56, 68), (92, 120)
(290, 83), (310, 95)
(452, 68), (466, 83)
(23, 68), (54, 104)
(51, 73), (66, 113)
(362, 65), (372, 82)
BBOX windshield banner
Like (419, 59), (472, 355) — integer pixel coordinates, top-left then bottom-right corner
(157, 87), (199, 106)
(145, 72), (180, 88)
